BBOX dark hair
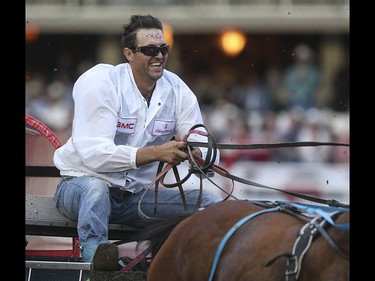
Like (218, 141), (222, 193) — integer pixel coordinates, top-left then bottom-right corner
(121, 15), (163, 50)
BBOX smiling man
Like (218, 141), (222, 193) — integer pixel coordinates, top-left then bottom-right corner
(52, 14), (221, 270)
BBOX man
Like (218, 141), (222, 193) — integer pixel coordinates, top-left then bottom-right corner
(52, 14), (221, 270)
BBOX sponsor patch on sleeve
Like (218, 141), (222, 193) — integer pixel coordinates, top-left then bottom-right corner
(117, 116), (137, 134)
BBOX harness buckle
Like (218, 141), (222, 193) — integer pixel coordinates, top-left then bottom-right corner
(189, 167), (215, 177)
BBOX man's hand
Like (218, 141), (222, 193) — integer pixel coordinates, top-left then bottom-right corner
(136, 138), (190, 167)
(157, 140), (189, 165)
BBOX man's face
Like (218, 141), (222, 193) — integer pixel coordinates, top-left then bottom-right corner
(130, 28), (169, 83)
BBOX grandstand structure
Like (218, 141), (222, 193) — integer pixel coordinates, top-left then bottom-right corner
(26, 0), (349, 34)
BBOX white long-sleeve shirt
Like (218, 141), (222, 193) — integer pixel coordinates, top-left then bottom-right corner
(53, 63), (219, 193)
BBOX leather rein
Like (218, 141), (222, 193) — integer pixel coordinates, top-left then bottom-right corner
(137, 124), (349, 220)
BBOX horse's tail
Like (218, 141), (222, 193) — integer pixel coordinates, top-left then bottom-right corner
(137, 212), (194, 257)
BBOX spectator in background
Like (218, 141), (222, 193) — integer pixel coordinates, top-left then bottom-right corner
(26, 74), (48, 121)
(219, 111), (272, 167)
(241, 73), (273, 113)
(264, 66), (289, 112)
(283, 44), (321, 110)
(295, 108), (333, 162)
(273, 107), (304, 162)
(37, 80), (74, 132)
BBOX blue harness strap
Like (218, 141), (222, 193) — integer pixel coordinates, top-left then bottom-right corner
(276, 201), (349, 231)
(208, 206), (282, 281)
(207, 201), (349, 281)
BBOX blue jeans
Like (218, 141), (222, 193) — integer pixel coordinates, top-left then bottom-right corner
(53, 176), (222, 262)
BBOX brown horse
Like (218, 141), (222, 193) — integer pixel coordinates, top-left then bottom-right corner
(139, 200), (349, 281)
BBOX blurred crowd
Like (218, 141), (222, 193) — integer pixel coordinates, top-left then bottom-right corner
(26, 43), (349, 165)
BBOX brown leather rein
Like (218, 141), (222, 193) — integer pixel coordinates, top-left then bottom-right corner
(137, 124), (350, 220)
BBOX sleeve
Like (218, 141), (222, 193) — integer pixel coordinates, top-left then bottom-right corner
(70, 66), (138, 172)
(173, 77), (220, 166)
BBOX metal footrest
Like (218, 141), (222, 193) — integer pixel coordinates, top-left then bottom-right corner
(25, 260), (92, 281)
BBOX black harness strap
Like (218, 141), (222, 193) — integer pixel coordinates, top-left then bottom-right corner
(188, 141), (349, 150)
(285, 216), (324, 281)
(310, 213), (349, 261)
(285, 211), (349, 281)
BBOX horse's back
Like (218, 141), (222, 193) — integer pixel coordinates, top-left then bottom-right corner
(146, 200), (349, 281)
(147, 200), (301, 281)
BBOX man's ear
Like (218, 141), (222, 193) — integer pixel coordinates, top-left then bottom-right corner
(124, 48), (133, 62)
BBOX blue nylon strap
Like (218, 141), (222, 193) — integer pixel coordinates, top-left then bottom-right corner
(208, 206), (281, 281)
(275, 200), (349, 213)
(281, 202), (349, 231)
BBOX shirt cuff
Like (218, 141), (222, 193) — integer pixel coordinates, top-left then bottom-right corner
(129, 147), (139, 168)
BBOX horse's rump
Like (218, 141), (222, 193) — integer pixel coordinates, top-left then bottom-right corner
(141, 200), (349, 281)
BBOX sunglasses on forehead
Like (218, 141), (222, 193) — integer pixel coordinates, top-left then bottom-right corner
(130, 44), (170, 57)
